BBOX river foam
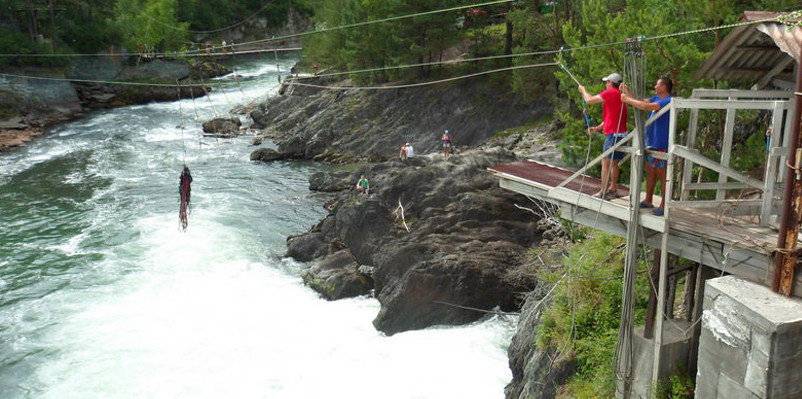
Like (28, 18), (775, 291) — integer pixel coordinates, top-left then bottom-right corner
(0, 57), (515, 398)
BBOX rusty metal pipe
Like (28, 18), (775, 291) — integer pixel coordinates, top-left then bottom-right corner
(773, 51), (802, 295)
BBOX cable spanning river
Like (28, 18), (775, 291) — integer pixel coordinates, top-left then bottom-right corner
(0, 59), (515, 398)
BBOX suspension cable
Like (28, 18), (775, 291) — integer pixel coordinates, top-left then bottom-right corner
(287, 62), (558, 90)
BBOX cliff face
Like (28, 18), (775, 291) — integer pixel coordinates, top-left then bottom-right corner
(250, 77), (553, 163)
(505, 291), (575, 399)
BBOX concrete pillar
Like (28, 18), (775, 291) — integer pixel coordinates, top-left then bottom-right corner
(695, 276), (802, 398)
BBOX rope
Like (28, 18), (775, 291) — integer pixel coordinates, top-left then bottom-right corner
(0, 47), (301, 58)
(191, 0), (518, 54)
(0, 72), (223, 87)
(175, 80), (187, 163)
(287, 62), (558, 90)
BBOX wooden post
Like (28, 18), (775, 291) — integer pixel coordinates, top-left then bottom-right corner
(643, 249), (660, 339)
(773, 53), (802, 296)
(761, 101), (786, 225)
(666, 272), (677, 319)
(680, 108), (699, 201)
(717, 102), (736, 201)
(682, 263), (699, 322)
(688, 264), (712, 378)
(652, 101), (677, 387)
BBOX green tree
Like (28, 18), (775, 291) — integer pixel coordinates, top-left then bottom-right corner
(115, 0), (189, 53)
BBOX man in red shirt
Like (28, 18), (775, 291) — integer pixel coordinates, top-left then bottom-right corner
(579, 72), (628, 198)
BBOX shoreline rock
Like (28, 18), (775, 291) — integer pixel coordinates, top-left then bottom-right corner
(283, 149), (546, 335)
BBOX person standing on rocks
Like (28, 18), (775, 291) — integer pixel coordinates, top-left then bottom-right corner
(442, 130), (453, 157)
(399, 143), (408, 160)
(579, 72), (628, 199)
(356, 175), (370, 195)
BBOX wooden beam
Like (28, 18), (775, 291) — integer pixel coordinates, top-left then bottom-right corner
(755, 57), (795, 90)
(557, 131), (634, 188)
(671, 145), (764, 190)
(681, 108), (699, 201)
(690, 89), (793, 100)
(673, 98), (789, 110)
(548, 186), (667, 232)
(652, 104), (678, 387)
(684, 182), (751, 190)
(717, 106), (737, 200)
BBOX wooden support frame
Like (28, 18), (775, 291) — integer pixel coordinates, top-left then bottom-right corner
(671, 145), (764, 190)
(652, 102), (678, 387)
(761, 102), (787, 225)
(717, 104), (736, 200)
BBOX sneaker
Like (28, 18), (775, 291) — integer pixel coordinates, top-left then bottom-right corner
(652, 208), (664, 216)
(639, 201), (654, 209)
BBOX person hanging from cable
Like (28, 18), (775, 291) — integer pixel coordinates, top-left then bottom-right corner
(620, 76), (673, 216)
(578, 72), (628, 199)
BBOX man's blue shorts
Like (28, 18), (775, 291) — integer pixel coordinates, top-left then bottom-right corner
(646, 148), (667, 169)
(603, 133), (627, 161)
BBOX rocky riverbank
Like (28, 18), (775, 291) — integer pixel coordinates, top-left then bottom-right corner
(245, 73), (583, 395)
(0, 59), (228, 152)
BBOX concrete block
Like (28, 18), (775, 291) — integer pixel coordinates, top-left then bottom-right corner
(699, 327), (748, 381)
(696, 276), (802, 399)
(718, 373), (761, 399)
(744, 348), (769, 396)
(624, 320), (692, 399)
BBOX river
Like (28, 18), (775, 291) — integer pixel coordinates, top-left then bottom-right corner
(0, 58), (515, 398)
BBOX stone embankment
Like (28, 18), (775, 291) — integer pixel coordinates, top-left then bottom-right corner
(0, 59), (227, 152)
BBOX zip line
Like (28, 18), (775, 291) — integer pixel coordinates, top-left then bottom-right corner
(0, 62), (557, 90)
(0, 0), (516, 58)
(0, 12), (793, 88)
(288, 62), (558, 90)
(0, 47), (302, 58)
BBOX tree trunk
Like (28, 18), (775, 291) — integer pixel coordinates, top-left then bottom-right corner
(504, 19), (513, 55)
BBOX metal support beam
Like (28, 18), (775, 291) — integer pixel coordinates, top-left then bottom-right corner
(773, 52), (802, 296)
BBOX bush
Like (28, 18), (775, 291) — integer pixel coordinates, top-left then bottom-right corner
(537, 232), (651, 398)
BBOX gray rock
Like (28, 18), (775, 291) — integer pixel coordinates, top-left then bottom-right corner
(284, 149), (542, 335)
(250, 148), (286, 162)
(202, 117), (241, 134)
(286, 232), (327, 262)
(0, 117), (27, 129)
(505, 292), (575, 399)
(308, 171), (353, 192)
(118, 60), (190, 81)
(302, 250), (372, 300)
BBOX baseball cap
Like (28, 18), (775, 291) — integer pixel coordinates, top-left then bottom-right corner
(602, 72), (623, 84)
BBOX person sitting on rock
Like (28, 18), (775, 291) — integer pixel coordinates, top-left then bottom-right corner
(405, 142), (415, 158)
(356, 175), (370, 195)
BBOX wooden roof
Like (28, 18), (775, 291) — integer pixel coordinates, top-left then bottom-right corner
(696, 11), (801, 89)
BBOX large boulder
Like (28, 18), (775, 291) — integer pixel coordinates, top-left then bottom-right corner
(189, 61), (232, 80)
(283, 149), (544, 335)
(118, 59), (191, 81)
(250, 148), (287, 162)
(308, 170), (353, 192)
(202, 117), (241, 135)
(286, 232), (328, 262)
(301, 250), (372, 300)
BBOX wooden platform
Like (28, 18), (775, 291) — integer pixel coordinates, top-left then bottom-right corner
(489, 160), (802, 296)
